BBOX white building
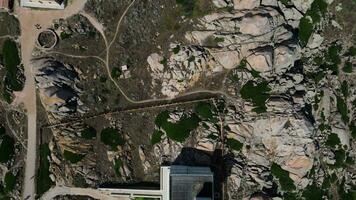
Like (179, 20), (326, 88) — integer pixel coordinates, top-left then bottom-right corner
(99, 166), (215, 200)
(20, 0), (65, 9)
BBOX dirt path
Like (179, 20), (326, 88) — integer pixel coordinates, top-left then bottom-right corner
(14, 1), (88, 199)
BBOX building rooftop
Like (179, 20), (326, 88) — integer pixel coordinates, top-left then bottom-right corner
(20, 0), (65, 9)
(99, 165), (214, 200)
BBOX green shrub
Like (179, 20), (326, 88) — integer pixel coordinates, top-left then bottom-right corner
(173, 46), (181, 54)
(151, 130), (164, 145)
(195, 102), (214, 120)
(4, 172), (16, 193)
(100, 127), (124, 149)
(302, 183), (324, 200)
(2, 39), (23, 93)
(342, 62), (353, 73)
(227, 138), (243, 151)
(336, 96), (349, 123)
(155, 111), (200, 142)
(0, 135), (15, 163)
(114, 159), (122, 176)
(332, 149), (346, 168)
(60, 32), (72, 40)
(298, 17), (314, 47)
(73, 173), (88, 188)
(349, 122), (356, 139)
(37, 144), (53, 196)
(63, 150), (85, 164)
(240, 80), (271, 113)
(271, 163), (296, 191)
(81, 127), (97, 139)
(111, 67), (122, 79)
(346, 46), (356, 56)
(176, 0), (211, 18)
(325, 133), (341, 148)
(341, 80), (349, 98)
(306, 0), (328, 23)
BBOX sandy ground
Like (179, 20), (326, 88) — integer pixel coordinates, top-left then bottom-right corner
(14, 1), (88, 199)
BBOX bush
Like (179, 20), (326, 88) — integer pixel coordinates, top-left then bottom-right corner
(341, 80), (349, 98)
(114, 159), (122, 176)
(155, 111), (200, 142)
(100, 128), (124, 149)
(176, 0), (210, 18)
(151, 130), (164, 145)
(60, 32), (72, 40)
(37, 144), (53, 196)
(342, 62), (353, 73)
(111, 67), (122, 79)
(173, 46), (181, 54)
(271, 163), (296, 191)
(298, 17), (314, 47)
(195, 102), (214, 120)
(240, 80), (271, 113)
(2, 39), (24, 93)
(227, 138), (243, 151)
(63, 150), (85, 164)
(0, 135), (15, 163)
(81, 127), (96, 139)
(325, 133), (341, 148)
(4, 172), (16, 193)
(336, 96), (349, 123)
(302, 183), (324, 200)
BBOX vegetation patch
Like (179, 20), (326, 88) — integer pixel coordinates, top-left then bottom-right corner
(176, 0), (213, 18)
(155, 111), (201, 142)
(63, 150), (85, 164)
(325, 133), (341, 148)
(111, 67), (122, 79)
(151, 130), (164, 145)
(4, 172), (16, 193)
(0, 135), (15, 163)
(2, 39), (24, 103)
(298, 0), (328, 46)
(342, 61), (353, 73)
(240, 80), (271, 113)
(350, 122), (356, 139)
(331, 149), (346, 168)
(37, 144), (53, 196)
(227, 138), (243, 151)
(100, 127), (124, 149)
(195, 102), (214, 120)
(73, 173), (88, 188)
(336, 96), (349, 123)
(298, 17), (314, 47)
(114, 159), (122, 176)
(302, 183), (324, 200)
(271, 163), (296, 191)
(80, 127), (97, 139)
(341, 80), (349, 98)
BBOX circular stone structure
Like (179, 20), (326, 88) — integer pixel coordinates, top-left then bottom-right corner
(37, 29), (58, 50)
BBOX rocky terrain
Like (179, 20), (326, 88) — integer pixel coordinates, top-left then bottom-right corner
(30, 0), (356, 199)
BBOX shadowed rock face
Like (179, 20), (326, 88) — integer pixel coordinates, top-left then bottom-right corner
(33, 58), (86, 118)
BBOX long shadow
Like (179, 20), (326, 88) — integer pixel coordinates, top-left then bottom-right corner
(172, 147), (233, 200)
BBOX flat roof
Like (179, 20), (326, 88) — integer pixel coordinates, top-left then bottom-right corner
(20, 0), (65, 9)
